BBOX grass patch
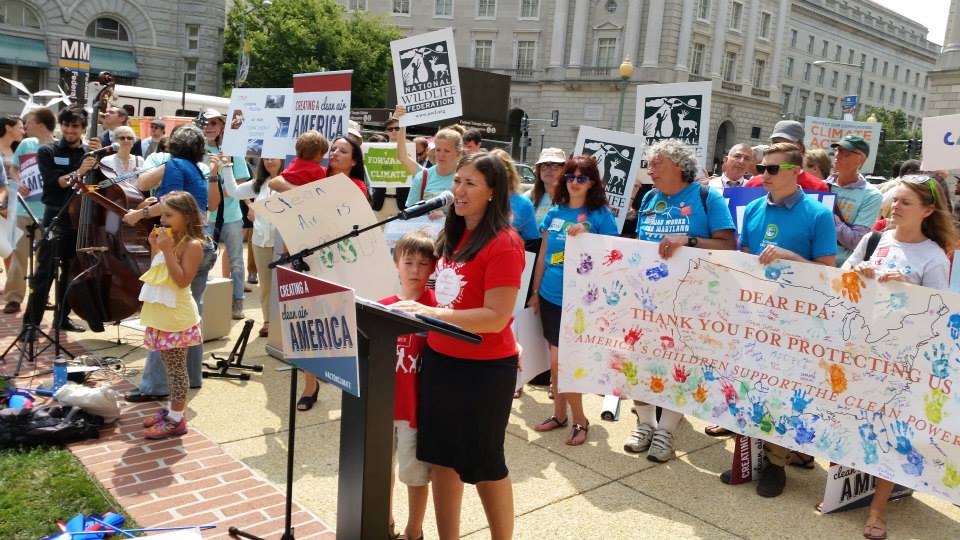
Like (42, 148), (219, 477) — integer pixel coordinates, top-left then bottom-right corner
(0, 446), (135, 539)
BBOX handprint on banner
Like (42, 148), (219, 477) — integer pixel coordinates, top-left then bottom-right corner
(944, 462), (960, 489)
(603, 249), (623, 266)
(791, 389), (814, 413)
(583, 284), (599, 305)
(628, 251), (644, 266)
(603, 280), (625, 306)
(764, 262), (794, 282)
(749, 397), (767, 425)
(673, 364), (689, 383)
(876, 292), (908, 312)
(890, 420), (914, 455)
(623, 326), (643, 347)
(576, 253), (594, 275)
(949, 312), (960, 340)
(650, 375), (665, 393)
(833, 271), (866, 303)
(692, 383), (708, 403)
(634, 287), (656, 312)
(645, 262), (669, 282)
(924, 343), (951, 379)
(859, 422), (879, 465)
(573, 308), (587, 334)
(925, 389), (949, 424)
(702, 364), (717, 382)
(794, 419), (816, 445)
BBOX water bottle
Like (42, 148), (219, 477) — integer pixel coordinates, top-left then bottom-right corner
(52, 356), (68, 391)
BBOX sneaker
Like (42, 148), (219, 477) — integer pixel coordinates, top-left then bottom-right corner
(624, 412), (654, 453)
(143, 408), (168, 428)
(232, 298), (244, 320)
(646, 428), (676, 463)
(756, 463), (786, 497)
(247, 271), (258, 284)
(3, 301), (20, 314)
(144, 416), (188, 439)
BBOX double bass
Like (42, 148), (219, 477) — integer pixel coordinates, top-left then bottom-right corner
(64, 72), (154, 332)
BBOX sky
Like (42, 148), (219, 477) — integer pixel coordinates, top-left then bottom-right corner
(872, 0), (950, 44)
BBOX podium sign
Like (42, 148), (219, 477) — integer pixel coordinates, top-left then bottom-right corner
(277, 266), (360, 397)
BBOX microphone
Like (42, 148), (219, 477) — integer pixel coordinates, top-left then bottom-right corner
(84, 142), (120, 158)
(399, 191), (454, 220)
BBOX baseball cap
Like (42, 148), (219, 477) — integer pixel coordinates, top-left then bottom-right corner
(202, 108), (225, 120)
(831, 134), (870, 157)
(769, 120), (804, 143)
(150, 119), (165, 128)
(535, 147), (567, 166)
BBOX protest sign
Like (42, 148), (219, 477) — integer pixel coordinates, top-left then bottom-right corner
(921, 113), (960, 171)
(383, 216), (444, 251)
(560, 233), (960, 504)
(635, 81), (712, 175)
(391, 28), (462, 127)
(819, 464), (914, 513)
(722, 187), (836, 235)
(804, 116), (881, 173)
(277, 266), (359, 396)
(574, 126), (642, 230)
(362, 142), (414, 188)
(221, 88), (293, 158)
(0, 194), (21, 258)
(291, 70), (352, 145)
(253, 174), (396, 302)
(514, 251), (550, 391)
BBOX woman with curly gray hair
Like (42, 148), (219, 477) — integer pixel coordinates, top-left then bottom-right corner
(624, 139), (737, 463)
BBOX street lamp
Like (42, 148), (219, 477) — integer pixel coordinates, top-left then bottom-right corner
(812, 59), (865, 119)
(615, 57), (634, 131)
(235, 0), (272, 88)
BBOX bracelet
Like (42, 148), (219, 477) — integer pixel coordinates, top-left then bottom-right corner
(142, 206), (150, 219)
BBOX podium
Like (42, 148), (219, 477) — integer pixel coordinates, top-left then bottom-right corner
(337, 298), (480, 540)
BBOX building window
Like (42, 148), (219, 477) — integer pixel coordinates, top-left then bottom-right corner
(830, 70), (837, 89)
(893, 65), (898, 80)
(186, 24), (200, 50)
(752, 58), (765, 87)
(760, 12), (771, 39)
(516, 40), (536, 71)
(799, 94), (808, 116)
(473, 39), (493, 69)
(185, 59), (197, 92)
(828, 97), (837, 115)
(834, 44), (842, 61)
(729, 2), (742, 31)
(915, 72), (920, 86)
(0, 0), (41, 28)
(690, 42), (705, 75)
(871, 57), (877, 72)
(596, 38), (617, 67)
(697, 0), (711, 21)
(86, 17), (130, 41)
(477, 0), (496, 18)
(519, 0), (539, 18)
(393, 0), (410, 14)
(348, 0), (367, 9)
(847, 49), (854, 64)
(889, 87), (895, 105)
(817, 66), (825, 85)
(790, 29), (797, 48)
(782, 87), (792, 113)
(905, 68), (910, 84)
(434, 0), (452, 17)
(882, 61), (888, 76)
(911, 93), (917, 109)
(785, 57), (794, 78)
(868, 81), (874, 98)
(821, 40), (828, 58)
(814, 96), (822, 116)
(722, 51), (737, 82)
(807, 35), (814, 53)
(844, 74), (851, 92)
(879, 85), (885, 101)
(921, 97), (926, 110)
(901, 91), (907, 107)
(803, 62), (811, 82)
(0, 64), (43, 95)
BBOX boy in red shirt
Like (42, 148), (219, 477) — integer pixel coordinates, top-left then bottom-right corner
(378, 230), (437, 540)
(268, 131), (328, 191)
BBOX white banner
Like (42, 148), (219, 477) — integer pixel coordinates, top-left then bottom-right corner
(574, 126), (643, 231)
(922, 113), (960, 171)
(391, 28), (462, 127)
(560, 233), (960, 505)
(221, 88), (293, 159)
(635, 81), (712, 176)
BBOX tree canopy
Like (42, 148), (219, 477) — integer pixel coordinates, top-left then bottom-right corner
(223, 0), (401, 108)
(857, 107), (921, 177)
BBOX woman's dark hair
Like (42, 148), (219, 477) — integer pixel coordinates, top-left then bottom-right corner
(0, 115), (21, 138)
(168, 124), (206, 163)
(254, 158), (283, 194)
(330, 137), (365, 181)
(438, 153), (515, 262)
(554, 155), (609, 210)
(899, 159), (922, 176)
(57, 106), (88, 126)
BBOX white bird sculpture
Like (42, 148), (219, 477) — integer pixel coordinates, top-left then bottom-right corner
(0, 76), (73, 117)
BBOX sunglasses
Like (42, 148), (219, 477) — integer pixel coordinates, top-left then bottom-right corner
(564, 174), (590, 184)
(385, 127), (400, 132)
(115, 136), (135, 141)
(540, 162), (563, 169)
(901, 175), (938, 203)
(756, 163), (798, 175)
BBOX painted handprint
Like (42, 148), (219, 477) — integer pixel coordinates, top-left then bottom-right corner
(759, 411), (775, 433)
(692, 384), (708, 403)
(628, 251), (644, 266)
(815, 429), (833, 452)
(622, 361), (639, 386)
(702, 365), (717, 382)
(859, 422), (879, 465)
(623, 326), (643, 347)
(794, 420), (816, 445)
(791, 389), (814, 414)
(834, 271), (866, 303)
(749, 397), (766, 426)
(776, 415), (790, 435)
(902, 449), (925, 476)
(720, 380), (738, 404)
(634, 287), (655, 312)
(576, 253), (593, 275)
(583, 284), (599, 305)
(672, 364), (689, 383)
(603, 280), (625, 306)
(573, 308), (587, 334)
(602, 249), (623, 266)
(924, 343), (951, 379)
(924, 389), (948, 424)
(764, 262), (793, 281)
(875, 292), (908, 310)
(891, 420), (914, 455)
(949, 312), (960, 340)
(650, 376), (665, 393)
(645, 262), (669, 282)
(944, 462), (960, 489)
(659, 335), (675, 349)
(337, 238), (358, 263)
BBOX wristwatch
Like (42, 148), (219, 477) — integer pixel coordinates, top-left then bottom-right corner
(686, 236), (698, 247)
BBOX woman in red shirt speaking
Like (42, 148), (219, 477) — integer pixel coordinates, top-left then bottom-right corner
(393, 152), (524, 540)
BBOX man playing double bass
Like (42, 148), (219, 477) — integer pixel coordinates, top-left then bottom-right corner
(23, 106), (99, 332)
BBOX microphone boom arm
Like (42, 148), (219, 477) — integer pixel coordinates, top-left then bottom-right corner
(268, 213), (404, 271)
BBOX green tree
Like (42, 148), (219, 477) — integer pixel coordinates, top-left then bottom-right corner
(857, 106), (922, 177)
(223, 0), (401, 108)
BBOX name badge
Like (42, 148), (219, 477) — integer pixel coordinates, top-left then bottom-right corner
(549, 251), (564, 265)
(54, 156), (70, 166)
(547, 218), (564, 232)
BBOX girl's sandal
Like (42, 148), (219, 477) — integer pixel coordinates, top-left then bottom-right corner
(566, 423), (589, 446)
(297, 386), (320, 411)
(863, 513), (887, 540)
(533, 415), (568, 432)
(788, 451), (816, 469)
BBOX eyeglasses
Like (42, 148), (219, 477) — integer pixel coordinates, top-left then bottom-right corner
(115, 136), (135, 141)
(564, 174), (590, 184)
(540, 162), (563, 169)
(756, 163), (798, 175)
(901, 175), (938, 204)
(385, 127), (400, 132)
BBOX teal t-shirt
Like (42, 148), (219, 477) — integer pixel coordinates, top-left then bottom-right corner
(538, 204), (619, 305)
(533, 192), (554, 225)
(830, 180), (882, 266)
(10, 138), (45, 218)
(406, 165), (454, 207)
(740, 190), (837, 261)
(205, 145), (250, 224)
(636, 182), (735, 242)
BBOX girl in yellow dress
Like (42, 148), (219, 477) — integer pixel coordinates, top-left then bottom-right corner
(139, 191), (205, 439)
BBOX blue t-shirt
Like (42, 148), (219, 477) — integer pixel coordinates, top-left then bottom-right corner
(510, 192), (539, 241)
(406, 165), (454, 207)
(538, 205), (619, 305)
(636, 182), (734, 241)
(740, 190), (837, 261)
(10, 138), (45, 218)
(206, 145), (250, 224)
(159, 157), (208, 213)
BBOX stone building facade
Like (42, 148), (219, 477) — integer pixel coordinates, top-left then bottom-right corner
(0, 0), (224, 115)
(344, 0), (937, 167)
(926, 0), (960, 119)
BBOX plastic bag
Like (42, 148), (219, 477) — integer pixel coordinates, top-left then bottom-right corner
(54, 383), (121, 423)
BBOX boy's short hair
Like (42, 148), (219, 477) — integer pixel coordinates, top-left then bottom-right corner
(393, 230), (438, 263)
(763, 142), (803, 166)
(295, 130), (329, 160)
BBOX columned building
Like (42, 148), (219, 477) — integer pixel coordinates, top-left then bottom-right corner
(926, 0), (960, 118)
(0, 0), (225, 115)
(347, 1), (936, 165)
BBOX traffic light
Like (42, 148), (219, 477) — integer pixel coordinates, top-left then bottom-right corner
(520, 115), (529, 133)
(551, 110), (559, 128)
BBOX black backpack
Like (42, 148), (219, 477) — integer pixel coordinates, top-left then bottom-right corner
(0, 404), (103, 448)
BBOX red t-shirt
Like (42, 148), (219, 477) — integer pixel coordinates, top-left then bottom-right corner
(427, 228), (524, 360)
(380, 289), (436, 427)
(281, 158), (367, 196)
(744, 170), (829, 192)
